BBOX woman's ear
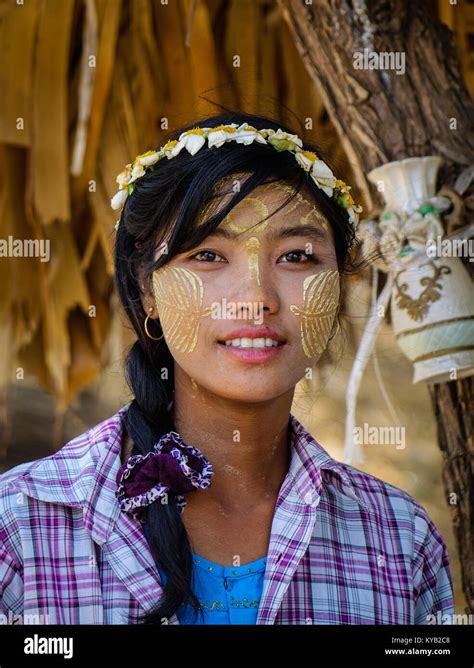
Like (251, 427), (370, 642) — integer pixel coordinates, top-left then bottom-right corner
(138, 271), (159, 318)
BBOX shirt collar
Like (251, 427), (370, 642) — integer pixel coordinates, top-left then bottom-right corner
(289, 414), (370, 512)
(10, 405), (369, 544)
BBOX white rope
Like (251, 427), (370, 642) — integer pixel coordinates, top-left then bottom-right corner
(343, 269), (394, 465)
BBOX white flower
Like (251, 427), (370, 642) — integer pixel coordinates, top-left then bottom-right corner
(168, 141), (187, 158)
(294, 150), (317, 172)
(311, 159), (336, 182)
(175, 131), (207, 156)
(136, 150), (163, 167)
(111, 189), (128, 211)
(233, 123), (267, 146)
(116, 165), (132, 188)
(162, 141), (182, 158)
(350, 204), (363, 225)
(266, 128), (303, 150)
(310, 174), (334, 197)
(311, 160), (337, 196)
(207, 124), (239, 148)
(130, 162), (146, 182)
(110, 124), (361, 229)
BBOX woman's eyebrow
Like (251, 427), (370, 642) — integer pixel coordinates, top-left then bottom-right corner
(266, 224), (329, 243)
(206, 223), (329, 243)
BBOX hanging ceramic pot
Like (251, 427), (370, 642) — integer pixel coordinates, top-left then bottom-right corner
(367, 157), (474, 384)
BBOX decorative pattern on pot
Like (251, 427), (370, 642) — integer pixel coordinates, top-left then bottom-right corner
(392, 256), (474, 383)
(343, 156), (474, 465)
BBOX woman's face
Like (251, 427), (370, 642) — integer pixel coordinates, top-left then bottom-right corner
(147, 181), (340, 403)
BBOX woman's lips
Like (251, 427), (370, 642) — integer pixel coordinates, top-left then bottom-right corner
(216, 338), (287, 363)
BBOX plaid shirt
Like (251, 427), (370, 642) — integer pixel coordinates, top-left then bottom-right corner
(0, 404), (454, 624)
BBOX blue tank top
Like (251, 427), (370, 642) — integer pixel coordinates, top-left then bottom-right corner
(143, 520), (267, 624)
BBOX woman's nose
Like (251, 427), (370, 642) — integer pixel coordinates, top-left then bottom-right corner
(226, 236), (280, 315)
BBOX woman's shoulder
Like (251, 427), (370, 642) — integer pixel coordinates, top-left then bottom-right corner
(291, 413), (446, 556)
(0, 404), (129, 518)
(331, 458), (448, 555)
(292, 414), (438, 534)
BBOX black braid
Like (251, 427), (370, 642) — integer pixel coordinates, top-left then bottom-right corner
(123, 341), (203, 624)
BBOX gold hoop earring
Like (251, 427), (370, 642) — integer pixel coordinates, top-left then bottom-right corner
(144, 309), (164, 341)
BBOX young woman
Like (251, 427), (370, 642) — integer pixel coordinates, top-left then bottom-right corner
(0, 113), (454, 625)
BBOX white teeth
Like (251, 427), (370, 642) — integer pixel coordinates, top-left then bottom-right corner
(265, 338), (278, 347)
(240, 337), (256, 348)
(224, 337), (281, 348)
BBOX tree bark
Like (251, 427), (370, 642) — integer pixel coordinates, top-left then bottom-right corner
(280, 0), (474, 612)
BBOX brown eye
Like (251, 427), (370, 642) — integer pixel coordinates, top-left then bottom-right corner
(192, 250), (225, 262)
(278, 250), (316, 263)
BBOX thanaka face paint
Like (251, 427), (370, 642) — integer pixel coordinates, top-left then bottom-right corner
(259, 182), (329, 230)
(153, 182), (334, 357)
(197, 178), (329, 234)
(152, 265), (214, 353)
(290, 269), (340, 358)
(245, 236), (261, 286)
(222, 197), (270, 234)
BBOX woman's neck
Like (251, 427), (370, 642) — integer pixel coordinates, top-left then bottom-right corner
(171, 369), (294, 512)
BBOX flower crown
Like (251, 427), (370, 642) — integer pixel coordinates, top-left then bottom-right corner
(111, 122), (362, 227)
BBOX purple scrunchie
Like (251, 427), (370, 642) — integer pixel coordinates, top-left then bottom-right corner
(115, 431), (214, 521)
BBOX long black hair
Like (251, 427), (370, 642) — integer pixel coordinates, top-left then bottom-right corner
(113, 112), (358, 623)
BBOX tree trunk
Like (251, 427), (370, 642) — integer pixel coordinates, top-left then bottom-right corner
(280, 0), (474, 613)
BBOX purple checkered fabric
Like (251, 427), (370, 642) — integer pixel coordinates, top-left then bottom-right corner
(0, 404), (454, 624)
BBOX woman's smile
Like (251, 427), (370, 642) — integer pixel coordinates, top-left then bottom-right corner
(216, 326), (288, 363)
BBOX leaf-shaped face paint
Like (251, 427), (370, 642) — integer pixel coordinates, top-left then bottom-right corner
(152, 266), (214, 353)
(290, 269), (340, 358)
